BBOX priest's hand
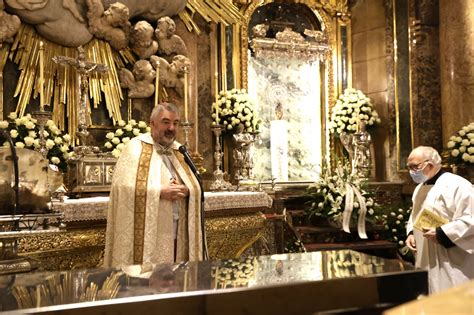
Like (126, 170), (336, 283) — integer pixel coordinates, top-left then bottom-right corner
(160, 178), (189, 201)
(405, 234), (416, 251)
(422, 227), (437, 243)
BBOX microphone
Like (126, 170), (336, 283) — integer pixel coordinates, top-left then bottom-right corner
(178, 145), (200, 179)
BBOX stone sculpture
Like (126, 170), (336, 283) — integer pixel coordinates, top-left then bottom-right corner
(155, 16), (187, 57)
(150, 54), (190, 97)
(130, 20), (158, 59)
(119, 59), (156, 98)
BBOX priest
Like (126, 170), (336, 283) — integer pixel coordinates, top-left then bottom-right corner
(405, 146), (474, 294)
(104, 103), (204, 267)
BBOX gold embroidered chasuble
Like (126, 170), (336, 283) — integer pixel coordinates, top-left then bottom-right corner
(104, 133), (203, 267)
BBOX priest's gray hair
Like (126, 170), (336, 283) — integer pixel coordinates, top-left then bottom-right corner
(413, 146), (442, 165)
(150, 102), (179, 122)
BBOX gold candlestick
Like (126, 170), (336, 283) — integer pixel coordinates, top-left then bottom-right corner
(154, 64), (160, 106)
(184, 68), (189, 122)
(39, 41), (45, 111)
(214, 72), (219, 124)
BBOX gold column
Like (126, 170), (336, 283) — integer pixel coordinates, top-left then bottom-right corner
(439, 0), (474, 143)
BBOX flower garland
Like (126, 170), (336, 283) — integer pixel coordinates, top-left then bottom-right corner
(446, 122), (474, 165)
(104, 119), (150, 157)
(329, 88), (381, 137)
(0, 112), (73, 172)
(211, 88), (260, 133)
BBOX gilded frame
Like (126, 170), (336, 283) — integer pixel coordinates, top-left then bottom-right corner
(235, 0), (349, 167)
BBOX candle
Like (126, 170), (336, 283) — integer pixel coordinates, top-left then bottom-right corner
(154, 64), (160, 106)
(184, 69), (188, 122)
(214, 72), (219, 124)
(39, 41), (45, 111)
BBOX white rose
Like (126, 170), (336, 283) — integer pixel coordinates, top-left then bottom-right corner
(24, 136), (35, 146)
(462, 153), (470, 161)
(24, 121), (35, 130)
(124, 124), (133, 132)
(468, 147), (474, 154)
(15, 142), (25, 148)
(470, 155), (474, 163)
(459, 130), (466, 136)
(455, 136), (462, 142)
(54, 137), (63, 144)
(46, 120), (55, 127)
(122, 137), (130, 144)
(60, 144), (69, 153)
(0, 121), (8, 129)
(51, 157), (60, 164)
(106, 132), (115, 140)
(33, 139), (40, 148)
(15, 118), (21, 126)
(40, 130), (49, 138)
(459, 146), (466, 153)
(112, 149), (121, 157)
(368, 209), (374, 215)
(28, 131), (37, 138)
(447, 141), (456, 148)
(146, 127), (151, 132)
(2, 142), (9, 147)
(462, 139), (470, 146)
(8, 112), (17, 120)
(117, 143), (125, 151)
(104, 142), (113, 149)
(115, 129), (124, 136)
(133, 128), (140, 136)
(118, 120), (126, 127)
(129, 119), (137, 126)
(63, 134), (71, 142)
(112, 137), (120, 145)
(46, 139), (55, 149)
(63, 152), (71, 159)
(138, 121), (147, 128)
(10, 130), (18, 138)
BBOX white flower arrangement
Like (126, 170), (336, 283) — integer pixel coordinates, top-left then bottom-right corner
(329, 88), (381, 137)
(446, 122), (474, 165)
(305, 161), (378, 225)
(104, 119), (150, 157)
(0, 112), (73, 172)
(211, 88), (260, 133)
(382, 206), (412, 248)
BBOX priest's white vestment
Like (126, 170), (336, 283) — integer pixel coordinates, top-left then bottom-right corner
(407, 172), (474, 294)
(104, 133), (203, 267)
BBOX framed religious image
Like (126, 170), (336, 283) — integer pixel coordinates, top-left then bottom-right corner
(84, 164), (103, 185)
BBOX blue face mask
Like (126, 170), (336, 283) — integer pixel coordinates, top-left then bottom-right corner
(409, 168), (429, 184)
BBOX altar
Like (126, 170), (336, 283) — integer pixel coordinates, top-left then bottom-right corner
(4, 191), (273, 271)
(0, 250), (428, 314)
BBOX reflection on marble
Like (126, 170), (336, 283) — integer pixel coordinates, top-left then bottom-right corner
(0, 250), (426, 312)
(248, 56), (322, 181)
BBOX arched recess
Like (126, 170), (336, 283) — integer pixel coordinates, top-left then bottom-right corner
(235, 0), (348, 182)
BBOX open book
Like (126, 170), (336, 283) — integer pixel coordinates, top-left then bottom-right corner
(414, 208), (449, 231)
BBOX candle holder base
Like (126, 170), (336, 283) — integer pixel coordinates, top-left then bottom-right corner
(32, 110), (53, 159)
(180, 121), (193, 147)
(210, 169), (233, 191)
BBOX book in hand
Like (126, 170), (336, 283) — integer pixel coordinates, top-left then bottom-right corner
(414, 208), (449, 231)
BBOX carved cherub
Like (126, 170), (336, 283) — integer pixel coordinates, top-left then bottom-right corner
(130, 20), (158, 59)
(86, 0), (131, 51)
(0, 0), (21, 45)
(119, 59), (156, 98)
(155, 16), (187, 57)
(252, 23), (269, 38)
(150, 54), (190, 97)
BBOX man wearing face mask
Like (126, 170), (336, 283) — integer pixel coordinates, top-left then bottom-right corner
(405, 146), (474, 294)
(104, 103), (205, 267)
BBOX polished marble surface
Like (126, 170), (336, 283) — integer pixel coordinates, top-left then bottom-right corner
(0, 250), (427, 313)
